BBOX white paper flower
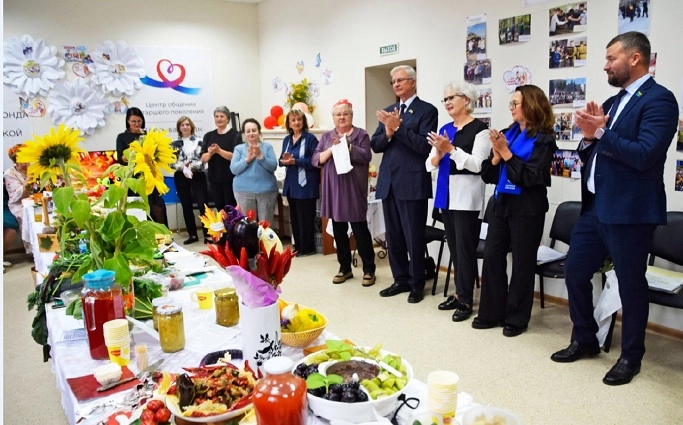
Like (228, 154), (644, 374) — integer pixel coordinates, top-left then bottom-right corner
(3, 34), (65, 97)
(47, 78), (110, 135)
(89, 40), (144, 97)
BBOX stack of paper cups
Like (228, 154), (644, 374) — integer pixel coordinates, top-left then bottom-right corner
(103, 319), (131, 366)
(427, 370), (459, 423)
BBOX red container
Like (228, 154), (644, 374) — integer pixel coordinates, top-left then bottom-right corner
(81, 269), (126, 359)
(253, 357), (308, 425)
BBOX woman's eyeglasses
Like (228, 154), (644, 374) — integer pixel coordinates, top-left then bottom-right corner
(441, 94), (466, 104)
(509, 101), (521, 110)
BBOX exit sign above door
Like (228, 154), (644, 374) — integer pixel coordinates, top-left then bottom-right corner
(379, 44), (399, 56)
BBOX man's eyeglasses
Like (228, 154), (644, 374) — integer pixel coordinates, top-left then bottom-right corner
(389, 77), (414, 86)
(509, 101), (521, 110)
(441, 94), (466, 104)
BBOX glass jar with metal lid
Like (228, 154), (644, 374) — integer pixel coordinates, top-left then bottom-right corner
(151, 296), (173, 331)
(157, 304), (185, 353)
(214, 288), (239, 327)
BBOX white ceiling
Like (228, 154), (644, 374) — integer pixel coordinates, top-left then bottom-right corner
(223, 0), (265, 3)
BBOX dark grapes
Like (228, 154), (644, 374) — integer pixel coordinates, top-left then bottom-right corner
(356, 391), (369, 402)
(328, 384), (343, 394)
(341, 390), (356, 403)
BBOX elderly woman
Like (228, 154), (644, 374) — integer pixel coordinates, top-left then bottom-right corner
(171, 116), (208, 244)
(3, 144), (31, 253)
(425, 81), (491, 322)
(472, 84), (557, 337)
(312, 100), (376, 287)
(230, 118), (279, 225)
(279, 109), (320, 257)
(116, 107), (168, 226)
(201, 106), (241, 210)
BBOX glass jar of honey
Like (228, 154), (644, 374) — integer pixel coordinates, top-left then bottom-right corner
(151, 296), (173, 331)
(214, 288), (239, 327)
(157, 304), (185, 353)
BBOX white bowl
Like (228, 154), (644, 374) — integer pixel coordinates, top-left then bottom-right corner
(298, 348), (413, 423)
(461, 406), (521, 425)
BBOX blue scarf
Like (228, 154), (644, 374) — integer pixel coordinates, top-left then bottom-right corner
(495, 122), (537, 198)
(434, 124), (457, 209)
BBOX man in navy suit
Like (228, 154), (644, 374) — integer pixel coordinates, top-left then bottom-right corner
(371, 65), (438, 303)
(551, 32), (678, 385)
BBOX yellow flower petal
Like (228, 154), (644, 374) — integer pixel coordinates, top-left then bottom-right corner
(126, 128), (176, 195)
(16, 124), (85, 183)
(199, 205), (226, 240)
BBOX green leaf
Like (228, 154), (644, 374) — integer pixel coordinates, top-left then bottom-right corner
(326, 374), (343, 385)
(305, 373), (327, 390)
(104, 186), (127, 208)
(71, 199), (91, 228)
(125, 177), (146, 197)
(103, 253), (132, 286)
(53, 187), (74, 215)
(102, 211), (126, 242)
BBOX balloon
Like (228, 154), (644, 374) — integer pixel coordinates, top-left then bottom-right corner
(292, 102), (309, 113)
(305, 112), (315, 128)
(264, 116), (277, 129)
(277, 114), (285, 127)
(270, 105), (283, 118)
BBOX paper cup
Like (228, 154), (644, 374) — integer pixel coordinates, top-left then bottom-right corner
(191, 288), (214, 310)
(239, 301), (282, 372)
(107, 339), (131, 366)
(427, 370), (459, 417)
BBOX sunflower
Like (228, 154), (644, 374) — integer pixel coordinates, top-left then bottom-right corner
(16, 124), (85, 184)
(127, 128), (176, 195)
(199, 205), (226, 240)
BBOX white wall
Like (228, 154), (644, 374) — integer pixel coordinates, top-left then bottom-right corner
(3, 0), (262, 152)
(258, 0), (683, 331)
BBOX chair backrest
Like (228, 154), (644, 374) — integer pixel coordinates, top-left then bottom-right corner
(548, 201), (582, 245)
(432, 207), (444, 225)
(649, 211), (683, 266)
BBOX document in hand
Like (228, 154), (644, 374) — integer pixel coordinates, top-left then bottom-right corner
(331, 135), (353, 174)
(646, 266), (683, 294)
(537, 245), (567, 265)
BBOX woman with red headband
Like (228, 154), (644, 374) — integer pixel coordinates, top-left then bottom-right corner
(312, 100), (377, 287)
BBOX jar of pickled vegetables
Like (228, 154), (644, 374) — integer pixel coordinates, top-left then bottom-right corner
(157, 304), (185, 353)
(151, 296), (173, 331)
(214, 288), (239, 327)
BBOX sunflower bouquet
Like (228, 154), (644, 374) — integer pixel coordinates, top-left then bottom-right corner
(18, 124), (175, 288)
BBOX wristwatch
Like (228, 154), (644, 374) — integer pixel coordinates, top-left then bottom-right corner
(594, 127), (606, 139)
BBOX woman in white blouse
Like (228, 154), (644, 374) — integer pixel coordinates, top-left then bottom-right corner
(426, 80), (491, 322)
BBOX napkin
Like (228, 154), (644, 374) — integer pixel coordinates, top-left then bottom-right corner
(226, 265), (278, 308)
(67, 366), (140, 401)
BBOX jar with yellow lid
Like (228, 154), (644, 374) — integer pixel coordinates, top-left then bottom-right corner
(215, 288), (239, 327)
(157, 304), (185, 353)
(151, 296), (173, 331)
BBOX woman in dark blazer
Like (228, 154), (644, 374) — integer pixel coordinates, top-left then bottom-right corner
(472, 84), (557, 337)
(279, 109), (320, 257)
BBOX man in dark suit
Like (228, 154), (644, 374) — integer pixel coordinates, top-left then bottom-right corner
(551, 32), (678, 385)
(371, 65), (438, 303)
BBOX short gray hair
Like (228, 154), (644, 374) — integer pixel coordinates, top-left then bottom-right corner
(332, 102), (353, 116)
(444, 80), (477, 113)
(214, 106), (230, 117)
(390, 65), (416, 80)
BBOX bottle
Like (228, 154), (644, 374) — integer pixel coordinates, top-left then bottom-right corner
(81, 269), (126, 359)
(151, 296), (173, 331)
(214, 288), (239, 327)
(253, 356), (308, 425)
(157, 304), (185, 353)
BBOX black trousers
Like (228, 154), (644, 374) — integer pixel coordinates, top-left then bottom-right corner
(382, 190), (428, 289)
(565, 203), (655, 363)
(210, 180), (236, 211)
(442, 209), (481, 305)
(332, 219), (376, 275)
(478, 212), (545, 328)
(174, 171), (208, 237)
(289, 197), (317, 254)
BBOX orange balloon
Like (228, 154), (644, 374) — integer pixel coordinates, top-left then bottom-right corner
(264, 116), (277, 129)
(277, 114), (285, 127)
(270, 105), (284, 118)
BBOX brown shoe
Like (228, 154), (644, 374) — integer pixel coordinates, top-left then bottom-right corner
(332, 270), (353, 284)
(362, 273), (376, 287)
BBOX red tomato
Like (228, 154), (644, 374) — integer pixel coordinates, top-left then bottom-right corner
(146, 400), (164, 412)
(140, 410), (156, 422)
(141, 419), (156, 425)
(154, 407), (172, 423)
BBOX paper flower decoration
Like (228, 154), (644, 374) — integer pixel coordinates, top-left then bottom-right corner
(89, 40), (144, 96)
(3, 34), (65, 97)
(47, 79), (110, 135)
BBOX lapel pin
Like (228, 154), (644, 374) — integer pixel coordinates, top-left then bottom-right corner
(408, 109), (413, 114)
(636, 91), (642, 97)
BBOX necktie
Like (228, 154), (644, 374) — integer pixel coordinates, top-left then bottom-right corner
(399, 104), (406, 118)
(297, 139), (307, 187)
(607, 89), (628, 128)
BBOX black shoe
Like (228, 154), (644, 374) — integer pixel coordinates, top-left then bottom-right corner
(452, 304), (473, 322)
(503, 324), (528, 337)
(471, 317), (502, 329)
(603, 358), (640, 386)
(407, 287), (424, 303)
(379, 282), (411, 297)
(183, 236), (199, 245)
(438, 295), (460, 311)
(296, 250), (316, 258)
(550, 341), (601, 363)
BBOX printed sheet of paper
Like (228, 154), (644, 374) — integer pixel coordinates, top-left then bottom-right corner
(331, 135), (353, 174)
